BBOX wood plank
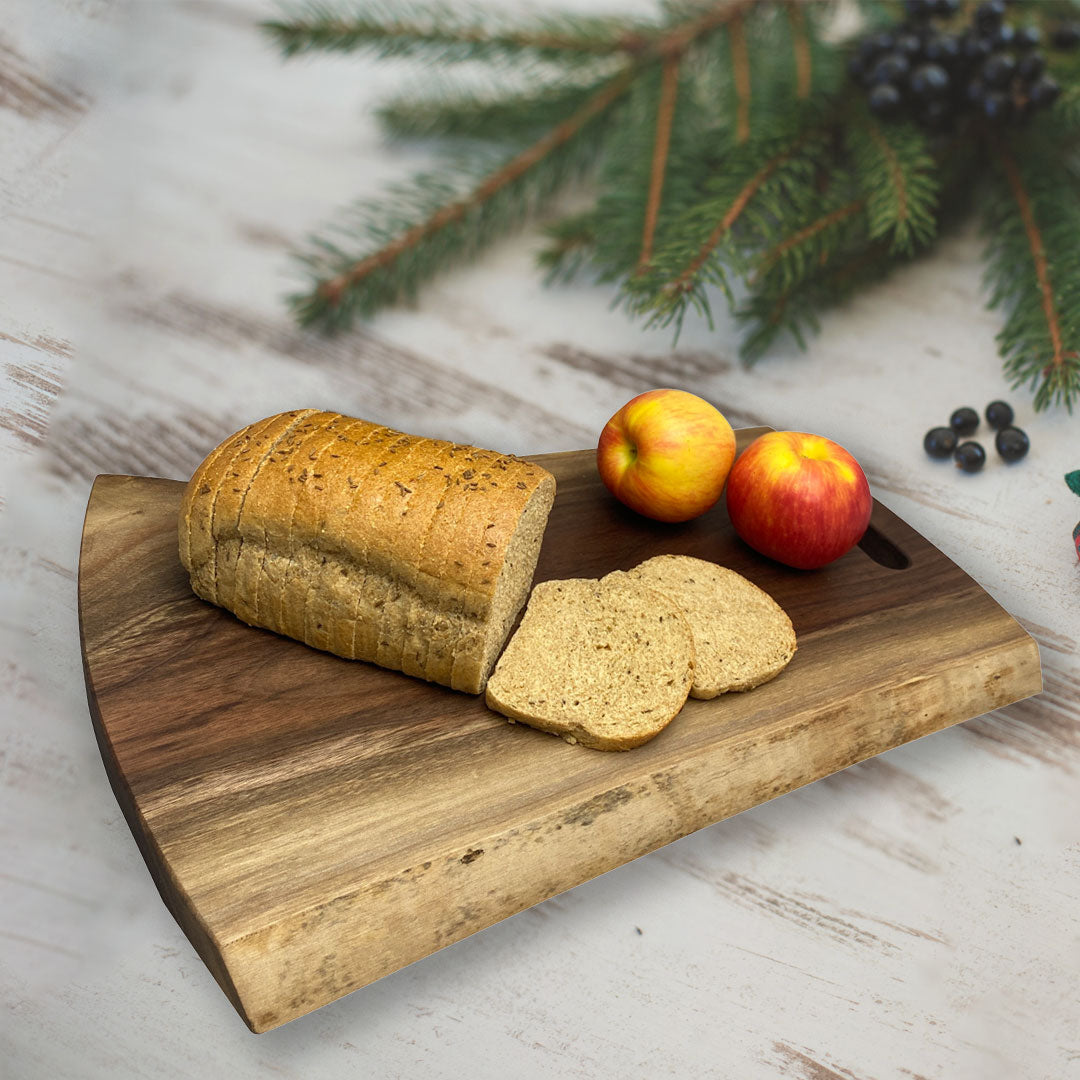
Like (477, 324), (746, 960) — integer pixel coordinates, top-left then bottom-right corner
(78, 436), (1042, 1033)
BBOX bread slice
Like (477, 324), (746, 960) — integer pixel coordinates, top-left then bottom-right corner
(411, 447), (556, 693)
(397, 450), (461, 679)
(484, 576), (695, 751)
(217, 412), (334, 617)
(180, 410), (318, 605)
(236, 413), (356, 631)
(299, 418), (386, 653)
(617, 555), (796, 698)
(451, 471), (553, 693)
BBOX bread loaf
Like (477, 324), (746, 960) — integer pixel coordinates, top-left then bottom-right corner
(178, 411), (556, 693)
(484, 576), (695, 750)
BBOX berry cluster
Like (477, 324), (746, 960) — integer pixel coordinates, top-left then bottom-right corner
(849, 0), (1073, 131)
(924, 400), (1029, 472)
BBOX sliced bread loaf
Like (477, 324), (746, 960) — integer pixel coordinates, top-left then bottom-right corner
(484, 576), (695, 750)
(180, 412), (556, 694)
(616, 555), (796, 698)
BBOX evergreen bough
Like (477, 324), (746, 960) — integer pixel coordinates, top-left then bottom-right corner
(263, 0), (1080, 412)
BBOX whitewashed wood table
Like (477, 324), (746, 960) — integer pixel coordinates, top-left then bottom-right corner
(3, 2), (1078, 1077)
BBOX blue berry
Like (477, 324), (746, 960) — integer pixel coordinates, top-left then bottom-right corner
(910, 62), (950, 96)
(981, 51), (1016, 87)
(1017, 52), (1046, 81)
(1015, 25), (1041, 49)
(865, 31), (898, 56)
(904, 0), (935, 19)
(995, 426), (1029, 462)
(918, 99), (953, 130)
(950, 406), (979, 436)
(961, 31), (994, 63)
(981, 90), (1013, 123)
(1028, 76), (1061, 108)
(924, 34), (960, 63)
(868, 82), (904, 115)
(870, 53), (912, 84)
(975, 1), (1006, 34)
(985, 400), (1014, 429)
(896, 31), (925, 57)
(992, 24), (1015, 49)
(954, 441), (987, 472)
(924, 427), (957, 458)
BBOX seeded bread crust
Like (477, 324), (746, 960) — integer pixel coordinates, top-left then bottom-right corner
(617, 555), (797, 697)
(484, 576), (695, 751)
(179, 411), (556, 694)
(179, 410), (317, 605)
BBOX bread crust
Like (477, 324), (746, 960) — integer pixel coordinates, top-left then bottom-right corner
(180, 410), (317, 605)
(298, 417), (381, 653)
(180, 411), (555, 691)
(218, 410), (330, 614)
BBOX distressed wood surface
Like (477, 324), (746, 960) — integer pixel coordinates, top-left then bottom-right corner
(3, 0), (1079, 1076)
(78, 456), (1041, 1032)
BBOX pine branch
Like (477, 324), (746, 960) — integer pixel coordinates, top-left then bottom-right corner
(537, 212), (599, 283)
(289, 0), (766, 331)
(620, 121), (831, 333)
(376, 76), (610, 140)
(784, 1), (811, 100)
(637, 53), (682, 270)
(849, 112), (938, 255)
(566, 59), (717, 286)
(263, 0), (654, 64)
(984, 139), (1080, 412)
(270, 0), (1080, 415)
(738, 142), (978, 362)
(728, 11), (751, 143)
(1056, 84), (1080, 135)
(751, 194), (867, 289)
(738, 238), (892, 360)
(293, 68), (633, 329)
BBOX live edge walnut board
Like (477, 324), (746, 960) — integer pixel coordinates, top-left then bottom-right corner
(78, 431), (1042, 1033)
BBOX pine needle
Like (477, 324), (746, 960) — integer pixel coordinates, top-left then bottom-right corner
(849, 112), (938, 256)
(270, 0), (1080, 414)
(620, 120), (831, 335)
(637, 54), (682, 270)
(984, 137), (1080, 412)
(293, 68), (634, 330)
(263, 0), (653, 64)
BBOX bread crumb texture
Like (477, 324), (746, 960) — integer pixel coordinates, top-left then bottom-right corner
(484, 576), (695, 751)
(618, 555), (796, 698)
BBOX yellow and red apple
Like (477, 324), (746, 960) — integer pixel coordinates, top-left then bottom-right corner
(725, 431), (872, 569)
(596, 389), (736, 523)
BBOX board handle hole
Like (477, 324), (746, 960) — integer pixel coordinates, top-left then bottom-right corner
(858, 524), (911, 570)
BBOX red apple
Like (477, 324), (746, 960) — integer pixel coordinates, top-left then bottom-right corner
(725, 431), (872, 569)
(597, 389), (736, 523)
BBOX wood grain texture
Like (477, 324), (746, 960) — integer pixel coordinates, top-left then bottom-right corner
(78, 436), (1041, 1032)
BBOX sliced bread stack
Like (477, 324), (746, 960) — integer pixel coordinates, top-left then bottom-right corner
(485, 555), (796, 750)
(179, 410), (556, 694)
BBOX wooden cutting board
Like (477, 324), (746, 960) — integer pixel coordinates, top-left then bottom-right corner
(78, 431), (1042, 1033)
